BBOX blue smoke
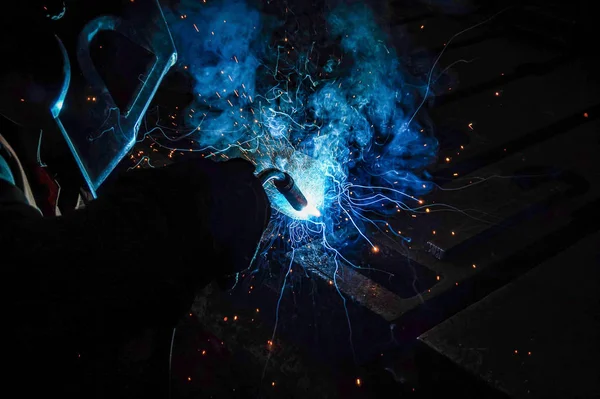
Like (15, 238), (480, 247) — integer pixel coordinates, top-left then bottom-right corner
(162, 0), (438, 257)
(163, 0), (265, 148)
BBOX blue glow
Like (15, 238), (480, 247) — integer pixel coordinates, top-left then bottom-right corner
(163, 0), (438, 253)
(261, 152), (326, 220)
(52, 100), (64, 116)
(50, 36), (70, 118)
(155, 2), (445, 363)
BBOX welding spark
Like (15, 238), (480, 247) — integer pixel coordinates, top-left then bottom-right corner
(130, 6), (514, 371)
(150, 0), (443, 339)
(144, 0), (475, 373)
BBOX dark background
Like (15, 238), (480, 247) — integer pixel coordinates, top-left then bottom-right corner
(139, 0), (600, 398)
(143, 0), (599, 398)
(6, 0), (595, 397)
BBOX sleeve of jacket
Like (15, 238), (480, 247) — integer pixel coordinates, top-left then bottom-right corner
(1, 165), (218, 337)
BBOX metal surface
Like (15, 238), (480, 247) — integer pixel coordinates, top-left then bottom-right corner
(418, 231), (600, 398)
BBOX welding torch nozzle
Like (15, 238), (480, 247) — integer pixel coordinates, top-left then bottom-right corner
(257, 168), (308, 212)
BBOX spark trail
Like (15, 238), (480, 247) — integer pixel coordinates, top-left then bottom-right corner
(161, 0), (438, 236)
(155, 0), (443, 372)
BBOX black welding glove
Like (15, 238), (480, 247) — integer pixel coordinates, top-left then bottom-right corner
(3, 155), (271, 339)
(75, 156), (271, 329)
(184, 157), (272, 276)
(2, 156), (272, 397)
(111, 156), (271, 278)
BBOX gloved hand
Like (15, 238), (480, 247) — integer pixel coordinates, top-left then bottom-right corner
(84, 156), (271, 333)
(97, 156), (271, 284)
(192, 157), (272, 276)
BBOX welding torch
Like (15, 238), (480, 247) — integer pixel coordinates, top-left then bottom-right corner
(257, 168), (308, 212)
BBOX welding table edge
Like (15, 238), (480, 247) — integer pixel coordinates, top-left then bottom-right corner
(290, 174), (578, 323)
(416, 229), (600, 398)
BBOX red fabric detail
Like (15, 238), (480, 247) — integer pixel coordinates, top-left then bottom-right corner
(32, 166), (59, 216)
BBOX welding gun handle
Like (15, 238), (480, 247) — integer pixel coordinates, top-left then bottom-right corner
(256, 168), (308, 211)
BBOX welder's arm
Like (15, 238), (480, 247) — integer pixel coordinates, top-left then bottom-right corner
(1, 158), (270, 330)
